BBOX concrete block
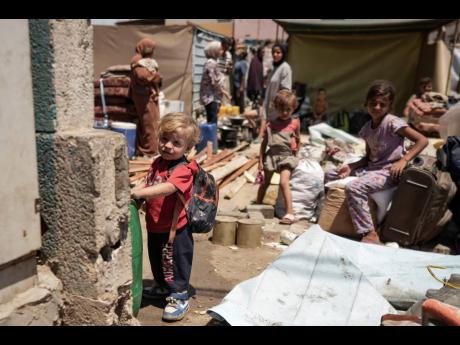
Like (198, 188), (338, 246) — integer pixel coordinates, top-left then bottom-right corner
(62, 284), (139, 326)
(0, 270), (62, 326)
(217, 210), (249, 219)
(38, 130), (132, 301)
(248, 211), (265, 221)
(262, 228), (281, 243)
(29, 19), (93, 132)
(0, 255), (37, 305)
(246, 205), (274, 219)
(432, 244), (451, 255)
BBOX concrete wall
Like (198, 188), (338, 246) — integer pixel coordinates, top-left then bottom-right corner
(0, 19), (63, 326)
(0, 18), (41, 305)
(30, 19), (137, 325)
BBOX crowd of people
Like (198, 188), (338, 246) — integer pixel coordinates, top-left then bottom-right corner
(126, 36), (454, 323)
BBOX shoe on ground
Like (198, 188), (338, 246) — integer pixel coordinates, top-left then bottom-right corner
(162, 291), (190, 322)
(361, 230), (382, 245)
(142, 285), (171, 300)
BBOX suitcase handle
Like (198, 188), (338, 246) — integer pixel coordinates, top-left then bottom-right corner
(406, 179), (429, 189)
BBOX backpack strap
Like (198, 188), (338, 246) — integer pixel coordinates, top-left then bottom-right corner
(168, 195), (184, 244)
(166, 157), (190, 243)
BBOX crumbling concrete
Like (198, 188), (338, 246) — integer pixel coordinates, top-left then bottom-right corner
(0, 265), (63, 326)
(30, 19), (137, 325)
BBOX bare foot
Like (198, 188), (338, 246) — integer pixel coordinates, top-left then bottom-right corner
(361, 230), (382, 245)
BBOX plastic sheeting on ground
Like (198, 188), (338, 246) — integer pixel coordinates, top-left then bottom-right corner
(208, 225), (460, 326)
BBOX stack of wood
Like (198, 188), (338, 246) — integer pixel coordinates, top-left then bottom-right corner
(128, 142), (259, 199)
(94, 65), (137, 123)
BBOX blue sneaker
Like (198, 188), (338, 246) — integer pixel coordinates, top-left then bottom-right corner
(162, 292), (190, 322)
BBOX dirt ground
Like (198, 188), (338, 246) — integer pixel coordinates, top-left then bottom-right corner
(136, 182), (291, 326)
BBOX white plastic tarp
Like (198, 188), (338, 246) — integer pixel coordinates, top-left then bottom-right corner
(308, 123), (362, 146)
(208, 225), (460, 326)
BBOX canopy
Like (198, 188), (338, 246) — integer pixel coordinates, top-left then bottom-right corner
(276, 19), (455, 115)
(93, 24), (194, 113)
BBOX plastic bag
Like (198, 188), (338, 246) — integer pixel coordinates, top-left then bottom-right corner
(275, 159), (325, 221)
(439, 102), (460, 140)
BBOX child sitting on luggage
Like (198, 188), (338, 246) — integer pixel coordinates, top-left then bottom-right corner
(131, 112), (200, 322)
(325, 80), (428, 244)
(308, 87), (329, 126)
(256, 90), (301, 224)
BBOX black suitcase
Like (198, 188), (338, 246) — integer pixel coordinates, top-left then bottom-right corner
(380, 155), (457, 246)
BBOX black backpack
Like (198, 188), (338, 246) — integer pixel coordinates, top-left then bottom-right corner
(176, 160), (219, 233)
(147, 158), (219, 234)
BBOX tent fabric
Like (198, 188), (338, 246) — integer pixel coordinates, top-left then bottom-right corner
(208, 225), (460, 326)
(93, 25), (194, 114)
(189, 22), (233, 39)
(288, 32), (423, 115)
(276, 19), (454, 34)
(415, 39), (452, 95)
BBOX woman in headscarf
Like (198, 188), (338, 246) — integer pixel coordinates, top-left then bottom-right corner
(246, 46), (264, 105)
(129, 38), (162, 156)
(199, 40), (231, 124)
(260, 43), (292, 140)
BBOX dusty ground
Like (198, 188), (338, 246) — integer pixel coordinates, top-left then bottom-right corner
(136, 182), (293, 326)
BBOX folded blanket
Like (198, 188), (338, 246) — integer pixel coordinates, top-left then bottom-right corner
(95, 105), (137, 116)
(94, 86), (130, 98)
(95, 96), (133, 106)
(93, 77), (130, 88)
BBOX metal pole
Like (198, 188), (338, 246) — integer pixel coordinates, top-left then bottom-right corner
(446, 19), (460, 95)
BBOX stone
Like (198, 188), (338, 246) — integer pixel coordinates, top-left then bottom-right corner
(248, 211), (265, 221)
(246, 205), (274, 219)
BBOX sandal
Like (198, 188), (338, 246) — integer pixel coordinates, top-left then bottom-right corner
(280, 214), (297, 225)
(361, 230), (383, 245)
(143, 285), (171, 300)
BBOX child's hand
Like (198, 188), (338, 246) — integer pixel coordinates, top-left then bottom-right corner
(131, 189), (141, 200)
(258, 162), (264, 171)
(390, 159), (407, 179)
(337, 164), (351, 179)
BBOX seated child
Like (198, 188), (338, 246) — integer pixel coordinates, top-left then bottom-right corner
(256, 90), (301, 224)
(306, 87), (329, 126)
(325, 80), (428, 244)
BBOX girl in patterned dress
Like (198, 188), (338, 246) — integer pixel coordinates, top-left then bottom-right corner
(325, 80), (428, 244)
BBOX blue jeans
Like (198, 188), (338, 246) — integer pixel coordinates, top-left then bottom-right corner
(147, 225), (194, 293)
(205, 101), (219, 124)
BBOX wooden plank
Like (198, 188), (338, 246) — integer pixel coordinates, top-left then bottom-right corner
(186, 147), (197, 161)
(129, 166), (150, 174)
(219, 158), (258, 189)
(129, 171), (148, 183)
(224, 176), (247, 199)
(202, 149), (231, 167)
(129, 160), (153, 166)
(206, 141), (213, 161)
(203, 154), (235, 172)
(211, 155), (249, 181)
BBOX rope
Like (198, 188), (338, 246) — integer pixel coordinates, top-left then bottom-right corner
(427, 265), (460, 290)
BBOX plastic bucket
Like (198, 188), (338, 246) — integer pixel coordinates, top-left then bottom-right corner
(111, 122), (137, 159)
(129, 200), (143, 317)
(196, 123), (218, 153)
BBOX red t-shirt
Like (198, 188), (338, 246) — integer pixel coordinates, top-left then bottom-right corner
(145, 157), (197, 233)
(266, 118), (300, 152)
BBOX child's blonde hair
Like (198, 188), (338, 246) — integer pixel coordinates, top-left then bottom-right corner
(158, 112), (200, 150)
(273, 89), (298, 111)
